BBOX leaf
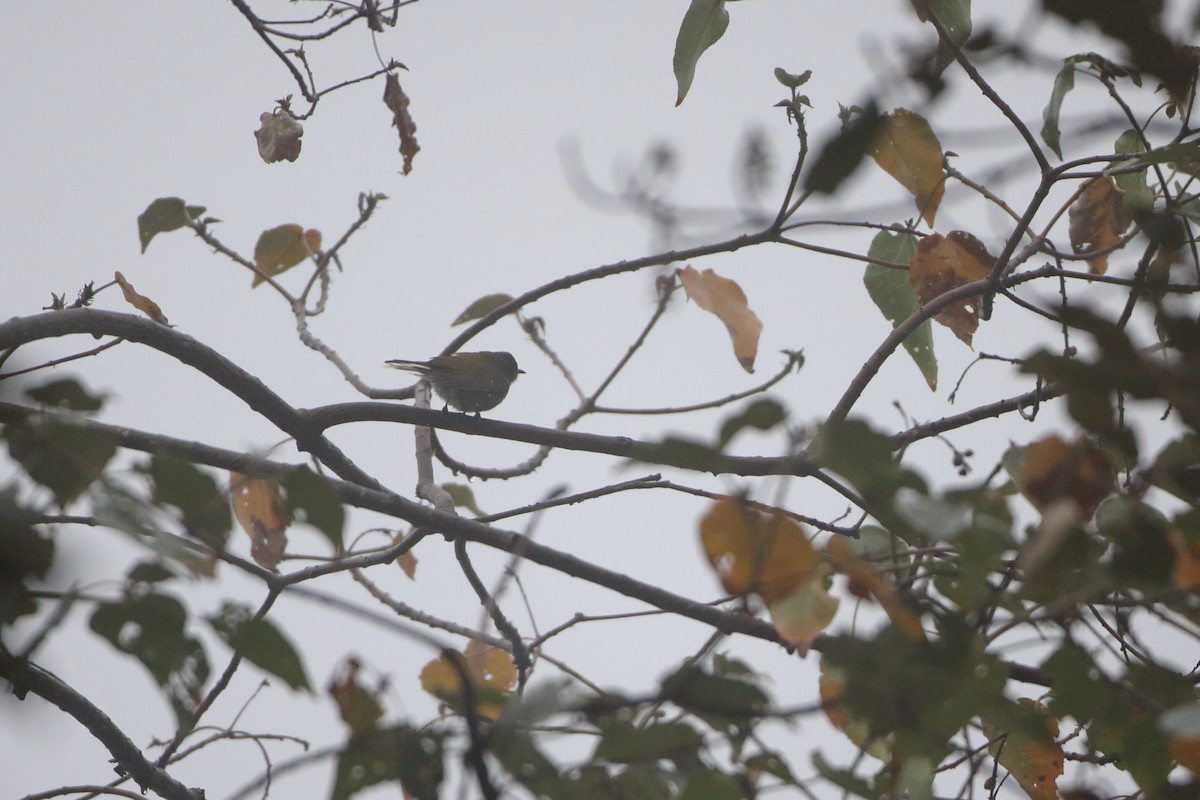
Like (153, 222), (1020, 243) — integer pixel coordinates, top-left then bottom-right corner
(767, 569), (840, 652)
(869, 109), (945, 226)
(282, 467), (344, 551)
(253, 111), (303, 163)
(1113, 129), (1154, 218)
(594, 720), (704, 763)
(25, 378), (105, 412)
(908, 230), (992, 346)
(773, 67), (811, 88)
(716, 398), (787, 448)
(137, 197), (206, 253)
(4, 419), (117, 506)
(678, 265), (763, 372)
(804, 101), (882, 195)
(0, 487), (54, 625)
(328, 657), (384, 734)
(420, 641), (517, 720)
(819, 658), (892, 761)
(827, 537), (924, 640)
(148, 456), (231, 550)
(864, 230), (937, 389)
(114, 271), (169, 325)
(910, 0), (973, 74)
(383, 74), (420, 175)
(253, 224), (321, 286)
(89, 593), (210, 726)
(230, 473), (290, 570)
(698, 495), (816, 604)
(1041, 61), (1075, 159)
(332, 725), (445, 800)
(452, 293), (514, 326)
(207, 601), (311, 692)
(659, 664), (770, 720)
(443, 482), (485, 516)
(673, 0), (729, 106)
(1068, 176), (1132, 275)
(981, 699), (1063, 800)
(1017, 435), (1115, 522)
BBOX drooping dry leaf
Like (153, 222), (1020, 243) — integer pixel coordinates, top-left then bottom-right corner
(767, 568), (839, 654)
(253, 224), (322, 287)
(819, 658), (891, 761)
(827, 537), (924, 640)
(383, 74), (420, 175)
(984, 699), (1063, 800)
(392, 530), (419, 579)
(699, 496), (815, 604)
(419, 641), (516, 720)
(254, 111), (303, 163)
(1018, 435), (1115, 522)
(908, 231), (992, 346)
(679, 265), (764, 372)
(328, 656), (384, 734)
(230, 472), (290, 570)
(114, 271), (169, 325)
(869, 108), (945, 226)
(1170, 528), (1200, 592)
(1068, 176), (1132, 275)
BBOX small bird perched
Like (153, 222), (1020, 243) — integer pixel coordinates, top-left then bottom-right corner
(385, 351), (523, 414)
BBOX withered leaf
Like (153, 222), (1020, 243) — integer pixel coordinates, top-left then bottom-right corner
(420, 641), (516, 720)
(254, 111), (303, 164)
(230, 473), (291, 570)
(869, 108), (945, 227)
(679, 265), (763, 372)
(1068, 176), (1132, 275)
(1018, 435), (1115, 522)
(114, 271), (169, 325)
(253, 224), (322, 287)
(908, 231), (992, 346)
(699, 496), (815, 604)
(383, 74), (420, 175)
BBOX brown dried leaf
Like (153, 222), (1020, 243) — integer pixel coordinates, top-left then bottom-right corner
(383, 74), (420, 175)
(393, 531), (419, 579)
(1018, 435), (1115, 522)
(869, 108), (945, 227)
(679, 265), (764, 372)
(114, 271), (169, 325)
(230, 472), (291, 570)
(253, 224), (322, 287)
(328, 657), (383, 734)
(254, 111), (303, 163)
(1068, 176), (1132, 275)
(827, 537), (924, 640)
(908, 231), (992, 346)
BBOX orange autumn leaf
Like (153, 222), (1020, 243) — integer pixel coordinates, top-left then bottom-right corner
(826, 537), (924, 640)
(985, 699), (1063, 800)
(419, 641), (516, 720)
(699, 496), (815, 604)
(1018, 435), (1115, 522)
(230, 473), (290, 570)
(1068, 176), (1132, 275)
(253, 224), (322, 287)
(114, 271), (169, 325)
(679, 265), (764, 373)
(869, 108), (945, 227)
(908, 231), (992, 346)
(1169, 528), (1200, 591)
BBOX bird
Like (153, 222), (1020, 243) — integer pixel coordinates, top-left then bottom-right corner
(385, 351), (523, 414)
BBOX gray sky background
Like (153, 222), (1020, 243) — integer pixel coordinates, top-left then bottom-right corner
(1, 1), (1183, 797)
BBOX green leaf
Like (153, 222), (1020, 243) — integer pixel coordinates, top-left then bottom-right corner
(660, 664), (770, 720)
(673, 0), (729, 106)
(452, 293), (513, 326)
(773, 67), (811, 88)
(92, 487), (216, 575)
(442, 482), (485, 516)
(4, 419), (116, 506)
(628, 436), (724, 472)
(717, 398), (787, 449)
(283, 467), (344, 551)
(595, 720), (704, 764)
(138, 197), (205, 253)
(1041, 61), (1075, 159)
(332, 725), (445, 800)
(89, 593), (209, 726)
(913, 0), (972, 74)
(863, 230), (936, 389)
(1113, 129), (1154, 218)
(679, 769), (745, 800)
(25, 378), (105, 412)
(207, 601), (311, 691)
(804, 101), (881, 195)
(0, 486), (54, 625)
(148, 456), (231, 549)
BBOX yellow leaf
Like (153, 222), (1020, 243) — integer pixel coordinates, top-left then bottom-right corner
(908, 231), (992, 346)
(819, 658), (891, 761)
(679, 265), (764, 373)
(870, 108), (945, 227)
(253, 224), (322, 286)
(1068, 176), (1132, 275)
(1018, 435), (1115, 522)
(230, 472), (290, 570)
(699, 496), (815, 604)
(985, 699), (1063, 800)
(767, 568), (839, 653)
(114, 271), (169, 325)
(419, 641), (516, 720)
(393, 531), (419, 580)
(827, 537), (924, 640)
